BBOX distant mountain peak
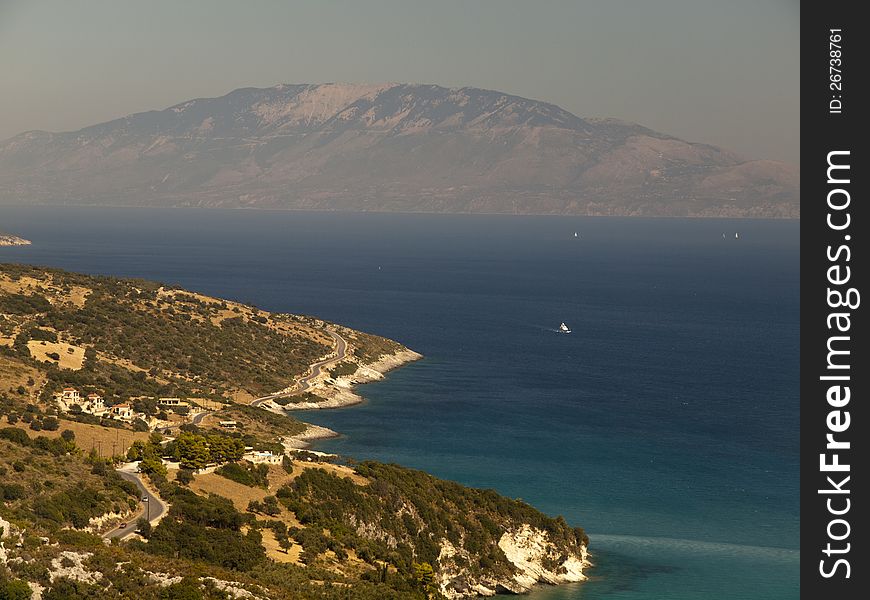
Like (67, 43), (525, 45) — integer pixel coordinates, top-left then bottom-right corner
(0, 83), (798, 217)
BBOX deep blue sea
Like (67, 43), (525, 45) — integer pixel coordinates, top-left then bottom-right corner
(1, 206), (799, 599)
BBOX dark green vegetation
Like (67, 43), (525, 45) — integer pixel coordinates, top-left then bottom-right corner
(1, 263), (335, 399)
(219, 404), (306, 437)
(328, 361), (358, 379)
(279, 463), (588, 578)
(274, 391), (327, 406)
(0, 431), (138, 531)
(1, 265), (588, 598)
(215, 462), (269, 489)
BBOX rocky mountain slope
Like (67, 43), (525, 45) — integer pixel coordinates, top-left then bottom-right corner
(0, 83), (798, 217)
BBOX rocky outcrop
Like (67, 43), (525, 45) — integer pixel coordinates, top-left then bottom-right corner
(0, 234), (31, 246)
(497, 525), (589, 591)
(49, 551), (103, 585)
(280, 347), (423, 411)
(435, 525), (589, 598)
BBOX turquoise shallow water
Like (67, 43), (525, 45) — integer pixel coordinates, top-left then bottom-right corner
(1, 207), (799, 599)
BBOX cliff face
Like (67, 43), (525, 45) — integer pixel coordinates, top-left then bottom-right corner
(284, 462), (591, 598)
(0, 83), (798, 217)
(437, 525), (589, 598)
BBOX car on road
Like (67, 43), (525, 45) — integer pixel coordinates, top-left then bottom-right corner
(142, 496), (148, 501)
(119, 522), (128, 528)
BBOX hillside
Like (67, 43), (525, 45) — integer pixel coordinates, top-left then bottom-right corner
(0, 264), (591, 599)
(0, 83), (798, 217)
(0, 235), (31, 247)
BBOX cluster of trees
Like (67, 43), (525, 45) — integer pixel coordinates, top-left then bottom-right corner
(0, 291), (52, 314)
(128, 430), (251, 474)
(145, 489), (265, 571)
(168, 431), (245, 470)
(0, 574), (31, 600)
(127, 433), (168, 476)
(273, 462), (587, 582)
(0, 426), (76, 457)
(347, 328), (404, 363)
(246, 495), (280, 516)
(215, 461), (269, 488)
(223, 404), (306, 436)
(328, 361), (359, 379)
(274, 391), (327, 406)
(1, 401), (63, 433)
(33, 485), (121, 529)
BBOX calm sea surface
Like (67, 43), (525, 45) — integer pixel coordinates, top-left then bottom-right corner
(1, 206), (799, 599)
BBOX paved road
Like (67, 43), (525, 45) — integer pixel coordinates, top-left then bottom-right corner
(104, 469), (168, 540)
(252, 329), (347, 407)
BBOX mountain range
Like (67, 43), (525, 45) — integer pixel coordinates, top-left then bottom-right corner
(0, 83), (799, 217)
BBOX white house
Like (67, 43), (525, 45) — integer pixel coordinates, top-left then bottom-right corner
(158, 397), (188, 407)
(81, 393), (106, 416)
(109, 404), (134, 421)
(61, 388), (80, 403)
(243, 450), (283, 465)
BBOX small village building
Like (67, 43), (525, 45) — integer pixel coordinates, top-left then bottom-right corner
(218, 420), (238, 429)
(243, 450), (283, 465)
(81, 393), (106, 416)
(61, 388), (80, 403)
(109, 404), (134, 421)
(158, 397), (188, 407)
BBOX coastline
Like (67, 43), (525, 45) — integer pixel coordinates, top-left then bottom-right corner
(0, 234), (32, 246)
(276, 346), (422, 447)
(278, 347), (423, 412)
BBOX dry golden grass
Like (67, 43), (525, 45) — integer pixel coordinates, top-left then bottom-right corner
(27, 340), (85, 370)
(0, 354), (44, 397)
(261, 528), (303, 564)
(10, 418), (149, 458)
(295, 461), (370, 486)
(0, 274), (91, 309)
(184, 460), (369, 571)
(186, 464), (303, 509)
(227, 389), (256, 404)
(189, 397), (225, 411)
(95, 351), (150, 374)
(0, 274), (44, 295)
(64, 285), (91, 308)
(188, 472), (271, 511)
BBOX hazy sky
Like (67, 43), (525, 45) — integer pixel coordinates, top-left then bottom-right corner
(0, 0), (799, 164)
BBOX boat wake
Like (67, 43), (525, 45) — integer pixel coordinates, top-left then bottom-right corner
(588, 534), (798, 562)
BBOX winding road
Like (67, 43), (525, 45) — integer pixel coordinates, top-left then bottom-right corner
(104, 468), (168, 540)
(103, 329), (346, 540)
(252, 329), (347, 407)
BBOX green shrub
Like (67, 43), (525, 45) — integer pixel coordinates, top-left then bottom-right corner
(215, 462), (269, 489)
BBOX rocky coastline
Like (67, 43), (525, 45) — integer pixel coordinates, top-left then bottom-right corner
(278, 347), (423, 411)
(0, 234), (31, 246)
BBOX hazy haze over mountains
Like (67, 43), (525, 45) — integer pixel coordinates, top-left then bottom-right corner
(0, 83), (799, 217)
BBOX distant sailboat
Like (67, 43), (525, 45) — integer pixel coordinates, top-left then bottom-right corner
(574, 232), (579, 238)
(735, 232), (739, 239)
(559, 322), (571, 334)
